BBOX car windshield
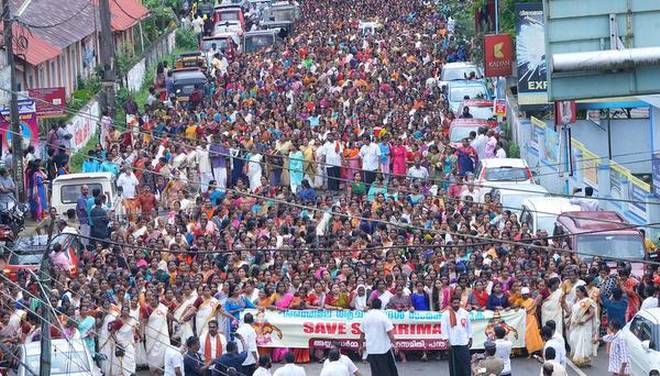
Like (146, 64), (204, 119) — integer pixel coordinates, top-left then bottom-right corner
(245, 35), (274, 52)
(577, 234), (645, 260)
(26, 351), (90, 374)
(468, 106), (494, 120)
(61, 183), (102, 204)
(450, 85), (488, 102)
(8, 252), (42, 265)
(449, 127), (477, 143)
(536, 216), (556, 233)
(201, 39), (228, 51)
(442, 67), (477, 81)
(484, 167), (529, 182)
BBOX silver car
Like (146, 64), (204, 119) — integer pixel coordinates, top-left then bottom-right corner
(16, 339), (101, 376)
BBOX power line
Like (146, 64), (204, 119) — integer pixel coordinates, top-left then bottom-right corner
(15, 1), (91, 29)
(111, 0), (142, 21)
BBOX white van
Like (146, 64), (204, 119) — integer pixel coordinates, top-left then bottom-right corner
(16, 338), (101, 376)
(51, 172), (121, 217)
(519, 197), (581, 234)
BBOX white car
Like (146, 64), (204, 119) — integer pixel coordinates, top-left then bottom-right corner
(474, 158), (535, 185)
(483, 182), (549, 215)
(438, 61), (483, 89)
(621, 308), (660, 375)
(519, 197), (581, 234)
(16, 338), (101, 376)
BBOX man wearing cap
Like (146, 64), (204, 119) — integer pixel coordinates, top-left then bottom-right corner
(472, 341), (504, 376)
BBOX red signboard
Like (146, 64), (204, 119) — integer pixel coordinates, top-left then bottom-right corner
(494, 100), (507, 117)
(555, 100), (577, 125)
(484, 34), (513, 77)
(28, 87), (66, 117)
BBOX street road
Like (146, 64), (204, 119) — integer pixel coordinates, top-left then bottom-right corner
(137, 349), (608, 375)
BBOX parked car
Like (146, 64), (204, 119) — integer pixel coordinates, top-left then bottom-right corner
(171, 68), (208, 102)
(15, 338), (101, 376)
(448, 118), (497, 146)
(0, 234), (83, 282)
(458, 98), (495, 120)
(484, 182), (549, 214)
(213, 4), (245, 31)
(51, 172), (121, 218)
(261, 1), (299, 23)
(243, 29), (279, 52)
(621, 308), (660, 375)
(519, 197), (581, 234)
(446, 79), (492, 113)
(474, 158), (534, 184)
(553, 211), (646, 275)
(438, 61), (483, 88)
(201, 33), (242, 55)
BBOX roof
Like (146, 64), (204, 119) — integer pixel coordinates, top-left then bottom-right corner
(479, 158), (529, 168)
(107, 0), (149, 31)
(24, 338), (86, 353)
(491, 182), (548, 194)
(53, 172), (115, 182)
(245, 29), (277, 36)
(462, 99), (493, 107)
(521, 197), (581, 215)
(11, 0), (98, 49)
(558, 211), (634, 232)
(443, 61), (478, 68)
(449, 79), (487, 88)
(0, 22), (60, 65)
(172, 69), (207, 80)
(449, 118), (497, 127)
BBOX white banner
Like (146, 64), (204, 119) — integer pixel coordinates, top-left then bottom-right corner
(67, 100), (99, 152)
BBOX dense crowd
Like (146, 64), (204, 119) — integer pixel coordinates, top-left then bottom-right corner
(0, 0), (659, 376)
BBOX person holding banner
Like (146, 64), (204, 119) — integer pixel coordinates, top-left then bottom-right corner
(359, 298), (399, 376)
(442, 296), (473, 376)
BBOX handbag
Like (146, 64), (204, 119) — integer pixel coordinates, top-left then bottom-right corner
(115, 345), (125, 358)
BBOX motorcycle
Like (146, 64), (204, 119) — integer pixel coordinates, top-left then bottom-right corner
(0, 197), (28, 248)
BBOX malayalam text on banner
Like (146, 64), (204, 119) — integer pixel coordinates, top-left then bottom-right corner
(242, 309), (526, 351)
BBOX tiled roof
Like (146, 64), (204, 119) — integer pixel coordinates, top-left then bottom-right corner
(108, 0), (149, 31)
(0, 21), (60, 65)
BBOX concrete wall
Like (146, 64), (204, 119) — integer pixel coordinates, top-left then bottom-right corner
(570, 118), (651, 174)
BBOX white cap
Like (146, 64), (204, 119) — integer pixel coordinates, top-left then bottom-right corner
(521, 287), (530, 295)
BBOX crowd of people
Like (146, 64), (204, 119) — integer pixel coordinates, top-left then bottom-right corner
(0, 0), (659, 376)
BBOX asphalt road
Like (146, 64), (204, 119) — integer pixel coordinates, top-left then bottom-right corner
(136, 349), (608, 375)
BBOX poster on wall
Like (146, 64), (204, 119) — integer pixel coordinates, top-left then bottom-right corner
(0, 99), (40, 153)
(610, 164), (625, 209)
(242, 309), (526, 351)
(28, 87), (66, 117)
(516, 3), (548, 108)
(484, 34), (513, 77)
(629, 178), (649, 220)
(543, 126), (559, 169)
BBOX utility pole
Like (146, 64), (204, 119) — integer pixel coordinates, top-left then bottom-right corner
(98, 0), (115, 116)
(37, 216), (55, 376)
(2, 0), (25, 201)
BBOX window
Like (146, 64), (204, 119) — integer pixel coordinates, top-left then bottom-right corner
(60, 183), (102, 204)
(629, 316), (653, 344)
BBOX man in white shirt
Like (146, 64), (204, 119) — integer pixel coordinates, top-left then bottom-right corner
(641, 286), (659, 309)
(407, 159), (429, 181)
(164, 336), (184, 376)
(359, 136), (381, 186)
(253, 355), (273, 376)
(318, 134), (343, 191)
(117, 166), (139, 199)
(441, 296), (472, 376)
(320, 349), (350, 376)
(359, 298), (399, 376)
(541, 325), (566, 366)
(323, 344), (360, 376)
(197, 141), (213, 192)
(273, 352), (306, 376)
(540, 347), (568, 376)
(236, 313), (259, 375)
(470, 126), (488, 160)
(199, 320), (227, 364)
(494, 326), (512, 376)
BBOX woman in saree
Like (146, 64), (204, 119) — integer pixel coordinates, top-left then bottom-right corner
(324, 283), (350, 310)
(342, 141), (361, 185)
(391, 139), (408, 176)
(378, 135), (391, 178)
(269, 282), (294, 362)
(568, 285), (598, 367)
(288, 142), (304, 193)
(142, 293), (170, 374)
(108, 305), (138, 376)
(541, 277), (564, 336)
(98, 300), (120, 376)
(223, 284), (256, 336)
(519, 287), (544, 355)
(194, 284), (222, 338)
(77, 303), (97, 359)
(29, 161), (48, 221)
(128, 296), (147, 369)
(173, 283), (197, 343)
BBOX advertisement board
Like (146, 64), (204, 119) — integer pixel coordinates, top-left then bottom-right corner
(66, 100), (100, 152)
(484, 34), (513, 77)
(241, 309), (526, 351)
(515, 3), (548, 108)
(28, 87), (66, 117)
(0, 99), (40, 152)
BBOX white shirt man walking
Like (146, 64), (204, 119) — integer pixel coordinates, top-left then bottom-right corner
(359, 298), (398, 376)
(441, 296), (472, 376)
(273, 351), (306, 376)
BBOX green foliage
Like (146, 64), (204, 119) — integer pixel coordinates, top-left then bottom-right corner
(175, 28), (198, 50)
(115, 44), (136, 87)
(69, 132), (98, 172)
(508, 143), (520, 158)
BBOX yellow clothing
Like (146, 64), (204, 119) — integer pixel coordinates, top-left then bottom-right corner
(185, 125), (197, 139)
(645, 238), (657, 253)
(521, 298), (544, 354)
